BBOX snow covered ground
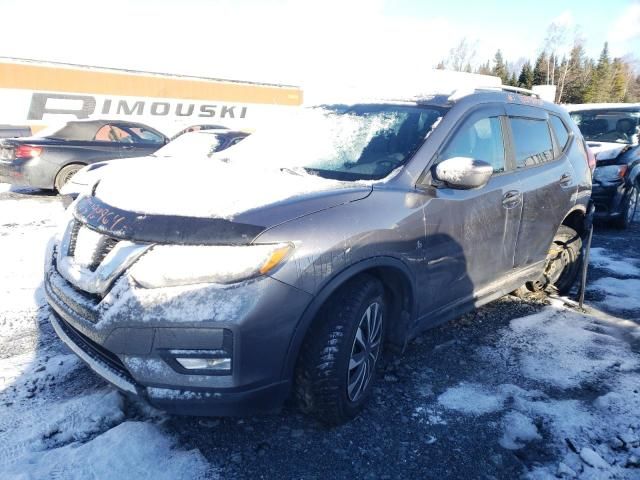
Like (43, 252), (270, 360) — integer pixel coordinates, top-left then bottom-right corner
(1, 184), (639, 479)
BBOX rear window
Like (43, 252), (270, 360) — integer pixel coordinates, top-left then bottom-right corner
(510, 118), (554, 168)
(549, 115), (570, 151)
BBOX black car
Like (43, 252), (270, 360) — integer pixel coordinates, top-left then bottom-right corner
(45, 87), (592, 424)
(568, 104), (640, 228)
(0, 119), (168, 191)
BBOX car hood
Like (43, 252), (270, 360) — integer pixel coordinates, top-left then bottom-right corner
(587, 141), (631, 162)
(86, 158), (372, 244)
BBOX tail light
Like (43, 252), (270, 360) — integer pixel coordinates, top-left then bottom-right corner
(15, 145), (43, 159)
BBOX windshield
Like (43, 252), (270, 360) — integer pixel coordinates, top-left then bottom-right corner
(214, 104), (445, 181)
(570, 109), (640, 144)
(155, 131), (223, 157)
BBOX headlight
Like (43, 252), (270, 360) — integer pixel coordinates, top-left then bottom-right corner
(129, 243), (293, 288)
(593, 165), (627, 182)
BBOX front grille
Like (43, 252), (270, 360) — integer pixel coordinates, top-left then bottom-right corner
(92, 237), (119, 271)
(69, 222), (122, 272)
(68, 221), (81, 256)
(55, 313), (136, 385)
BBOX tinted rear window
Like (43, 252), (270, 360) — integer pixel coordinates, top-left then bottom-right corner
(549, 115), (570, 150)
(510, 118), (554, 168)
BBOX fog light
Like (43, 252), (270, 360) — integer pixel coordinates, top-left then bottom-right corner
(175, 357), (231, 371)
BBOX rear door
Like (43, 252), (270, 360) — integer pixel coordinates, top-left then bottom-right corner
(504, 105), (577, 268)
(416, 104), (523, 319)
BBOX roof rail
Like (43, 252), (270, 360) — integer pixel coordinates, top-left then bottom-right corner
(449, 84), (542, 102)
(496, 85), (540, 98)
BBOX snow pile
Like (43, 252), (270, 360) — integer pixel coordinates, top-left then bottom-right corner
(0, 421), (210, 480)
(94, 157), (350, 219)
(499, 411), (541, 450)
(589, 247), (640, 277)
(0, 198), (63, 323)
(437, 383), (505, 415)
(589, 277), (640, 313)
(0, 193), (215, 480)
(493, 306), (638, 389)
(94, 106), (436, 219)
(588, 244), (640, 318)
(436, 304), (640, 477)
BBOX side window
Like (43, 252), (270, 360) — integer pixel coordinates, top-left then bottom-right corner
(439, 116), (506, 173)
(510, 117), (554, 168)
(94, 125), (133, 143)
(129, 127), (165, 144)
(549, 115), (570, 151)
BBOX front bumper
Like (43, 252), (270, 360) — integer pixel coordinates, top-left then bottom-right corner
(591, 181), (627, 219)
(45, 261), (313, 416)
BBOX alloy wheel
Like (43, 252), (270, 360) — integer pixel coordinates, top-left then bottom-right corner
(347, 302), (383, 402)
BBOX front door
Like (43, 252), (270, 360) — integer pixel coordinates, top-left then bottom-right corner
(416, 105), (523, 321)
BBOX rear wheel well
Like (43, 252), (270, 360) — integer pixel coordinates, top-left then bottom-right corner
(54, 162), (86, 191)
(561, 209), (586, 237)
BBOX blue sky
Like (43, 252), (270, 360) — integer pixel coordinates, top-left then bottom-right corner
(1, 0), (638, 86)
(384, 0), (639, 60)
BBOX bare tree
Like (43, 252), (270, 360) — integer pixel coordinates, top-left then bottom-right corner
(442, 38), (478, 72)
(543, 21), (569, 84)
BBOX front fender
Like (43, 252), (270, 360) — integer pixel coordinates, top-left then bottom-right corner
(278, 255), (416, 381)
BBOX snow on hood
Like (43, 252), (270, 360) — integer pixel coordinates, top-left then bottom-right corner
(586, 141), (628, 161)
(93, 157), (364, 220)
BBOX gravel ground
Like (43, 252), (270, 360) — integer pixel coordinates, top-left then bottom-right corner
(1, 186), (639, 480)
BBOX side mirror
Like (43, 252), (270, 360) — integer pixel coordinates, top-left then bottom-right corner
(433, 157), (493, 189)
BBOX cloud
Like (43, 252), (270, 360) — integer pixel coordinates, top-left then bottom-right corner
(551, 10), (574, 28)
(609, 2), (640, 43)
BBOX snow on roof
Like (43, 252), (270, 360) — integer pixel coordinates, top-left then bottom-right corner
(303, 70), (502, 106)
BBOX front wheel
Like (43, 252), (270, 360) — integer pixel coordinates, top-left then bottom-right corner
(295, 275), (386, 425)
(613, 185), (638, 229)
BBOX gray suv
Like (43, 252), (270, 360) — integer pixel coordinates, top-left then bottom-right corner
(45, 87), (592, 424)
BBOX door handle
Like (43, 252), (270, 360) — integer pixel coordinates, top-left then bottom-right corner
(559, 173), (572, 186)
(502, 190), (522, 208)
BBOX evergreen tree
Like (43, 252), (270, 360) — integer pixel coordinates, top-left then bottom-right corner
(492, 50), (509, 84)
(611, 58), (629, 102)
(561, 42), (589, 104)
(585, 42), (612, 102)
(508, 72), (518, 87)
(518, 62), (534, 89)
(533, 52), (548, 86)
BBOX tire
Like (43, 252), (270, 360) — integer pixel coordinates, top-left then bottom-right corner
(526, 225), (582, 295)
(54, 164), (84, 192)
(295, 274), (386, 425)
(613, 184), (638, 229)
